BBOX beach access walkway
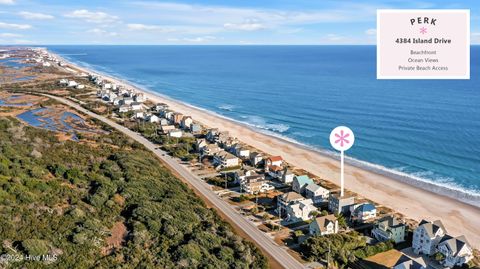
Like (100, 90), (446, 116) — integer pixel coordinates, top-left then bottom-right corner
(42, 94), (306, 269)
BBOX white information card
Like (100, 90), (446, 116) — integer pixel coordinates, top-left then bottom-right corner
(377, 9), (470, 79)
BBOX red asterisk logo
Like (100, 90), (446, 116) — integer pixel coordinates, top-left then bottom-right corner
(420, 27), (427, 34)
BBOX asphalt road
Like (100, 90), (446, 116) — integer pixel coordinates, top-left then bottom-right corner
(44, 94), (306, 269)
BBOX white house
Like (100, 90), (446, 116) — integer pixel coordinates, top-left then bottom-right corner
(168, 129), (183, 138)
(148, 115), (160, 123)
(277, 192), (304, 217)
(131, 102), (143, 111)
(249, 152), (264, 167)
(213, 151), (239, 168)
(234, 169), (258, 184)
(181, 116), (193, 129)
(75, 84), (85, 89)
(202, 144), (222, 156)
(281, 168), (295, 184)
(412, 219), (446, 255)
(285, 198), (316, 222)
(292, 175), (314, 194)
(437, 235), (473, 268)
(58, 79), (68, 86)
(305, 183), (330, 204)
(134, 112), (145, 119)
(134, 93), (146, 103)
(265, 156), (283, 168)
(309, 215), (338, 236)
(160, 125), (175, 134)
(122, 97), (134, 105)
(67, 80), (78, 87)
(350, 203), (376, 222)
(232, 144), (250, 158)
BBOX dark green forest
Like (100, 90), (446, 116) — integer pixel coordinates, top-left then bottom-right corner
(0, 116), (267, 268)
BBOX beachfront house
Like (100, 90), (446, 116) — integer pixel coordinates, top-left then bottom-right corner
(155, 103), (168, 112)
(305, 183), (330, 204)
(75, 84), (85, 90)
(122, 97), (134, 105)
(168, 129), (183, 138)
(267, 165), (283, 179)
(285, 198), (317, 222)
(277, 192), (304, 217)
(328, 194), (355, 215)
(350, 203), (376, 222)
(213, 151), (239, 169)
(206, 128), (220, 143)
(172, 112), (184, 125)
(371, 216), (406, 244)
(265, 156), (283, 168)
(249, 152), (264, 167)
(437, 235), (473, 268)
(134, 93), (146, 103)
(281, 168), (295, 184)
(190, 124), (202, 134)
(412, 219), (447, 255)
(131, 102), (143, 111)
(159, 118), (169, 126)
(292, 175), (314, 194)
(309, 215), (339, 236)
(181, 116), (193, 129)
(232, 144), (250, 158)
(59, 78), (68, 86)
(134, 112), (145, 120)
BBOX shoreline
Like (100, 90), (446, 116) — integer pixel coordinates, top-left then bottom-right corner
(52, 51), (480, 249)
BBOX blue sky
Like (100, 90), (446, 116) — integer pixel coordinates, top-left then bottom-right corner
(0, 0), (479, 45)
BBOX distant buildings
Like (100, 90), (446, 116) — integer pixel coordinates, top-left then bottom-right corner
(309, 214), (338, 236)
(371, 216), (406, 244)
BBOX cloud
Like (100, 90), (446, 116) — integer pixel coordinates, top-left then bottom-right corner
(224, 20), (265, 31)
(127, 23), (163, 31)
(0, 32), (22, 37)
(365, 28), (376, 35)
(65, 10), (118, 24)
(12, 39), (34, 44)
(19, 11), (54, 20)
(87, 28), (118, 37)
(325, 34), (345, 41)
(0, 22), (32, 30)
(0, 0), (15, 5)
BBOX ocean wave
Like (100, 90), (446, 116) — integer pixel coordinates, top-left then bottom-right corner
(218, 104), (235, 111)
(240, 115), (290, 133)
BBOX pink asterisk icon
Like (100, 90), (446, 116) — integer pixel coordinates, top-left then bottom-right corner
(420, 27), (427, 34)
(335, 130), (350, 147)
(329, 126), (355, 152)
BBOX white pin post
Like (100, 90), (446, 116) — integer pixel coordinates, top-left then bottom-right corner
(329, 126), (355, 197)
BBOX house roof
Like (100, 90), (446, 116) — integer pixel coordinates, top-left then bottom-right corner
(376, 216), (405, 228)
(418, 219), (447, 238)
(268, 156), (283, 162)
(355, 203), (376, 213)
(313, 215), (337, 232)
(215, 151), (238, 160)
(394, 255), (426, 269)
(280, 191), (303, 202)
(438, 235), (470, 257)
(294, 175), (314, 186)
(269, 165), (283, 172)
(306, 183), (328, 193)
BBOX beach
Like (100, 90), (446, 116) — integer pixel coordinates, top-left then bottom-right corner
(60, 55), (480, 249)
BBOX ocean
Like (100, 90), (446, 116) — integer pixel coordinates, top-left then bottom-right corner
(47, 45), (480, 206)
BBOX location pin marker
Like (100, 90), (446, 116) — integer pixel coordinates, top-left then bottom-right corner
(329, 126), (355, 197)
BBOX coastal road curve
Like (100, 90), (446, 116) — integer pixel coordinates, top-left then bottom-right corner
(42, 94), (306, 269)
